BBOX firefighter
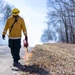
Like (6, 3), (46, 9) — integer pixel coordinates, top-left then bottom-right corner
(2, 8), (28, 66)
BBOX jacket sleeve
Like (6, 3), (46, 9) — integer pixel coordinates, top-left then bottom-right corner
(2, 19), (9, 35)
(21, 19), (27, 36)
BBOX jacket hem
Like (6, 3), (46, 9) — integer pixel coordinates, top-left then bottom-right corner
(9, 37), (21, 39)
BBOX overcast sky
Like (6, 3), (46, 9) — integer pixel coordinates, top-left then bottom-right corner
(5, 0), (47, 46)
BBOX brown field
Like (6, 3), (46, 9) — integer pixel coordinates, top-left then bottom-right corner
(21, 43), (75, 75)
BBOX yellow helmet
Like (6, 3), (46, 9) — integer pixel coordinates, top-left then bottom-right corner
(12, 8), (20, 16)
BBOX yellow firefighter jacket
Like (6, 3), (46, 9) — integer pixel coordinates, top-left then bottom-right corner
(2, 16), (27, 39)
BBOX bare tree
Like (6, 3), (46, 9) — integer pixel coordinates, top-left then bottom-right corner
(41, 0), (75, 43)
(0, 0), (13, 45)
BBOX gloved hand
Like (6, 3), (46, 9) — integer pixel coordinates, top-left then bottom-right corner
(2, 35), (5, 40)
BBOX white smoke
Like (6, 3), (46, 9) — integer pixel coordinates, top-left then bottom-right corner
(0, 23), (8, 45)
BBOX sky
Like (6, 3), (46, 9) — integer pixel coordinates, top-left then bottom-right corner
(5, 0), (47, 46)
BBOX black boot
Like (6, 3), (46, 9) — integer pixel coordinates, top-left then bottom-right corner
(13, 61), (19, 66)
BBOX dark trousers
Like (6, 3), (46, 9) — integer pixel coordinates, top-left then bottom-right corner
(8, 39), (21, 62)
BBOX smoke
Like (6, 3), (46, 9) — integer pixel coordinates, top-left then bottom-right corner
(0, 0), (12, 45)
(0, 22), (8, 45)
(0, 11), (8, 45)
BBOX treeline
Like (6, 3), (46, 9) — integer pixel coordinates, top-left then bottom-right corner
(0, 0), (13, 23)
(0, 0), (13, 45)
(41, 0), (75, 43)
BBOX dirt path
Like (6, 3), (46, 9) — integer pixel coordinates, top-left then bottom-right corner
(0, 46), (32, 75)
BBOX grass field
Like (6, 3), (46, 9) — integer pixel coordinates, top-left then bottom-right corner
(21, 43), (75, 75)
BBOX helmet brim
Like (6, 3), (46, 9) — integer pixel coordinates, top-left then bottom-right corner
(12, 9), (20, 16)
(12, 12), (19, 16)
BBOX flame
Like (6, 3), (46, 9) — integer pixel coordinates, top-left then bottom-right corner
(23, 48), (32, 65)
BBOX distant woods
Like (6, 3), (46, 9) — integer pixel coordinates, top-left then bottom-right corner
(41, 0), (75, 43)
(0, 0), (13, 45)
(0, 0), (13, 24)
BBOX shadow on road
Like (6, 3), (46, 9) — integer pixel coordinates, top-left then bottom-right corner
(12, 63), (49, 75)
(23, 64), (49, 75)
